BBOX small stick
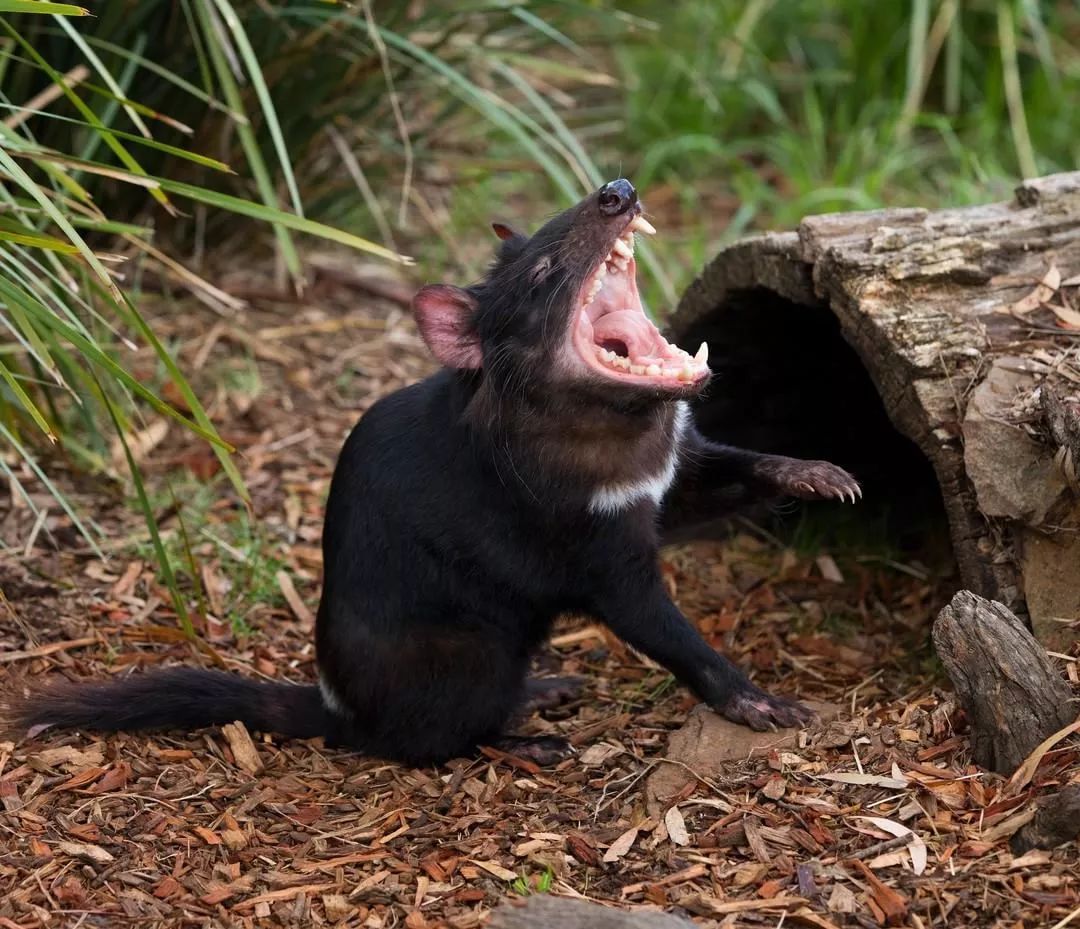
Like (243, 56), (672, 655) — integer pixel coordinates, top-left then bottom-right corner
(435, 763), (467, 814)
(842, 833), (914, 862)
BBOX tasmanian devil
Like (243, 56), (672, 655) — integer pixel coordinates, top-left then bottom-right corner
(3, 179), (860, 765)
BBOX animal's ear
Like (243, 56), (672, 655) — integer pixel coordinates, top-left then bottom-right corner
(491, 222), (522, 241)
(412, 284), (482, 370)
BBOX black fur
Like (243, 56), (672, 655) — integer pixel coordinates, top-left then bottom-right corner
(3, 180), (860, 764)
(6, 670), (325, 738)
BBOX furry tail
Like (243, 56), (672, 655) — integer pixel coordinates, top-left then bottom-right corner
(2, 669), (326, 740)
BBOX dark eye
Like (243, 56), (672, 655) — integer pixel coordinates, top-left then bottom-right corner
(531, 256), (553, 284)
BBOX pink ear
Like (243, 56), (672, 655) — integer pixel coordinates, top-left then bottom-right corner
(412, 285), (482, 369)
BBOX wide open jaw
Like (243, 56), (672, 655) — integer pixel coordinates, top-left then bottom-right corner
(571, 215), (709, 389)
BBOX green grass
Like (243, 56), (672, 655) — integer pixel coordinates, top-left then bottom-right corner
(591, 0), (1080, 307)
(512, 866), (554, 896)
(132, 476), (287, 638)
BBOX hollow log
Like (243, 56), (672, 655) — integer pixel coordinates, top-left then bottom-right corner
(489, 896), (693, 929)
(669, 173), (1080, 648)
(932, 590), (1074, 774)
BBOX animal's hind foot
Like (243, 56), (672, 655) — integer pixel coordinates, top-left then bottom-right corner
(522, 675), (586, 712)
(493, 735), (574, 766)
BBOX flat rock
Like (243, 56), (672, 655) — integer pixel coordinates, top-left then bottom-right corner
(490, 895), (693, 929)
(646, 701), (841, 813)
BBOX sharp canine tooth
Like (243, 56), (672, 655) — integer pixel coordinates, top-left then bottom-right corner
(632, 216), (657, 235)
(645, 363), (660, 377)
(695, 341), (709, 365)
(612, 238), (632, 259)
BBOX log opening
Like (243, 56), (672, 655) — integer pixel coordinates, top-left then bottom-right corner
(677, 285), (948, 556)
(669, 173), (1080, 647)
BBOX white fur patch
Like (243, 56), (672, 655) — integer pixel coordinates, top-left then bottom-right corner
(319, 672), (353, 718)
(588, 401), (690, 516)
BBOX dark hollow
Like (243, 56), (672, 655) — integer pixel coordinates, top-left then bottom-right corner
(676, 288), (948, 556)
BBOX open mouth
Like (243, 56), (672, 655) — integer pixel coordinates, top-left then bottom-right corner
(572, 215), (709, 388)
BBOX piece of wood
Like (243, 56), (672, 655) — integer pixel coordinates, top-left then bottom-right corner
(932, 590), (1075, 774)
(1011, 784), (1080, 853)
(669, 172), (1080, 648)
(489, 896), (693, 929)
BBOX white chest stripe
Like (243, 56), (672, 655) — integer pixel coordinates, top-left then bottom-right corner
(588, 401), (690, 516)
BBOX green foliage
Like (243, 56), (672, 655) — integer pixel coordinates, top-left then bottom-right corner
(512, 866), (554, 896)
(597, 0), (1080, 301)
(0, 2), (418, 631)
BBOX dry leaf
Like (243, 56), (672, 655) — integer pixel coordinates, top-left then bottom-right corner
(276, 570), (314, 626)
(1050, 303), (1080, 330)
(57, 842), (114, 865)
(815, 554), (844, 583)
(664, 805), (690, 846)
(820, 772), (908, 789)
(857, 816), (927, 875)
(826, 884), (857, 914)
(1008, 716), (1080, 793)
(468, 859), (517, 881)
(602, 825), (639, 863)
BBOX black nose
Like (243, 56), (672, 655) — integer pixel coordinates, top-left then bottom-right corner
(597, 179), (637, 216)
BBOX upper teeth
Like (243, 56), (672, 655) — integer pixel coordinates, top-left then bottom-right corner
(576, 213), (709, 384)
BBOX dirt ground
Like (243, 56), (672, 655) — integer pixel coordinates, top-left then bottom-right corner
(1, 251), (1078, 929)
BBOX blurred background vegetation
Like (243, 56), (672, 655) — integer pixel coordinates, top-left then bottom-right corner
(1, 0), (1077, 626)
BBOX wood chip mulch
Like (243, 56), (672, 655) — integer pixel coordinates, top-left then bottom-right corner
(1, 252), (1078, 928)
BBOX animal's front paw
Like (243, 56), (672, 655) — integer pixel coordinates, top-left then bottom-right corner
(758, 457), (862, 504)
(714, 688), (815, 731)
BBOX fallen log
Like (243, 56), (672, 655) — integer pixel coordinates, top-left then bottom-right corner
(932, 590), (1074, 774)
(669, 172), (1080, 648)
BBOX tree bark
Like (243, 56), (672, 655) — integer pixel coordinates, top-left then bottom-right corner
(669, 172), (1080, 648)
(932, 590), (1074, 774)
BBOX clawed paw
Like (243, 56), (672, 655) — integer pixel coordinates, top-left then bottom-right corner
(716, 689), (815, 732)
(523, 675), (587, 712)
(493, 736), (574, 766)
(765, 458), (862, 504)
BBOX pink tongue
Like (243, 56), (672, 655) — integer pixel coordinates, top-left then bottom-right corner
(592, 310), (663, 360)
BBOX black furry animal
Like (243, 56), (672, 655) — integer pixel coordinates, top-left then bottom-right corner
(3, 179), (861, 765)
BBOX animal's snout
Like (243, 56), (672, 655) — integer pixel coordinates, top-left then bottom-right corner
(598, 179), (637, 217)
